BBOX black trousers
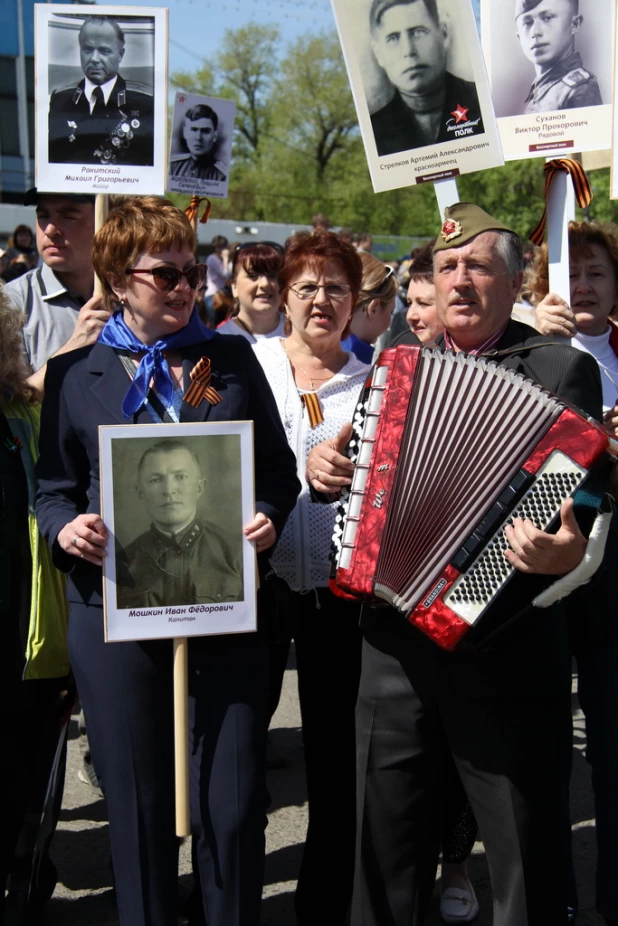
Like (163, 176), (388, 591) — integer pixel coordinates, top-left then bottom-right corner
(69, 603), (269, 926)
(289, 587), (363, 926)
(352, 627), (572, 926)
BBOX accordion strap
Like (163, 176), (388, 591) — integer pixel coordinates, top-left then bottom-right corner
(479, 341), (564, 360)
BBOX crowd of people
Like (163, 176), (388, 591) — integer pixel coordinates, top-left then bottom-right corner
(1, 188), (617, 926)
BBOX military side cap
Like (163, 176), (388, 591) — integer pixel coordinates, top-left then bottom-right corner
(514, 0), (544, 18)
(433, 203), (515, 252)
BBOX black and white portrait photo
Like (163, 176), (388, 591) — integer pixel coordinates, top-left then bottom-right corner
(167, 92), (236, 198)
(483, 0), (611, 118)
(99, 422), (256, 643)
(481, 0), (613, 159)
(35, 5), (168, 195)
(331, 0), (503, 193)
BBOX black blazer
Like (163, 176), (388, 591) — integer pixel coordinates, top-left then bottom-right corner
(396, 320), (603, 419)
(35, 335), (301, 607)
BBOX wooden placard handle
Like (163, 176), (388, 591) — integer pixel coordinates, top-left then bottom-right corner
(94, 194), (109, 297)
(173, 636), (191, 837)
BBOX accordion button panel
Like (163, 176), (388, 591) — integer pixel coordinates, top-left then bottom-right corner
(443, 450), (587, 625)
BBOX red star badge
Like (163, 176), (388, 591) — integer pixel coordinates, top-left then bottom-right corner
(179, 94), (186, 103)
(441, 219), (463, 243)
(451, 103), (469, 125)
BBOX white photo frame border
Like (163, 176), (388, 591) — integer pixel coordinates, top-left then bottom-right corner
(100, 420), (257, 643)
(330, 0), (504, 193)
(481, 0), (615, 162)
(167, 92), (236, 199)
(35, 3), (168, 195)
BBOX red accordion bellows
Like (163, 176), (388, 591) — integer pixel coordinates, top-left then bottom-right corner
(331, 345), (613, 650)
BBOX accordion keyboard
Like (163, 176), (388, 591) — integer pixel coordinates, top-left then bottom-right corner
(443, 450), (587, 624)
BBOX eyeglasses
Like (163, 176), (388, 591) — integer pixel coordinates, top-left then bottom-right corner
(288, 281), (352, 301)
(126, 264), (206, 292)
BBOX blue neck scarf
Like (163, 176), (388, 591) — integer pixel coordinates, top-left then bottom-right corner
(98, 309), (214, 418)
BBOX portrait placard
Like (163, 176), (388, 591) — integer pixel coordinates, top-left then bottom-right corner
(167, 92), (236, 198)
(35, 4), (168, 194)
(99, 422), (257, 642)
(481, 0), (614, 161)
(330, 0), (503, 193)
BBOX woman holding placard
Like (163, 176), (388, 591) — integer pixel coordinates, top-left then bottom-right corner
(528, 221), (618, 926)
(35, 196), (300, 926)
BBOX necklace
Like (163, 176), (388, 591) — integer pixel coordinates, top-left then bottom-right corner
(282, 340), (339, 390)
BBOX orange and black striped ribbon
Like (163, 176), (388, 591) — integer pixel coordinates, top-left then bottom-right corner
(184, 195), (212, 226)
(183, 356), (222, 408)
(301, 393), (324, 428)
(529, 158), (592, 246)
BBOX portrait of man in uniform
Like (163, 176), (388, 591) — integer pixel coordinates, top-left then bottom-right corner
(115, 438), (243, 610)
(48, 14), (155, 166)
(368, 0), (485, 156)
(515, 0), (602, 114)
(170, 104), (228, 181)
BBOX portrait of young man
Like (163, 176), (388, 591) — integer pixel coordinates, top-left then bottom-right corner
(115, 439), (243, 610)
(48, 14), (154, 166)
(170, 103), (228, 181)
(515, 0), (602, 114)
(368, 0), (485, 156)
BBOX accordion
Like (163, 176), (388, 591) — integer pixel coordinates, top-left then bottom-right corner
(331, 345), (615, 650)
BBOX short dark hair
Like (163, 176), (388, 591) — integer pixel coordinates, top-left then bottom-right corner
(137, 439), (201, 481)
(408, 242), (435, 284)
(184, 104), (218, 130)
(79, 15), (125, 48)
(231, 242), (283, 281)
(370, 0), (440, 31)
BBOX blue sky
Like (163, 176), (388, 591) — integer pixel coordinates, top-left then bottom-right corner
(108, 0), (481, 77)
(115, 0), (335, 75)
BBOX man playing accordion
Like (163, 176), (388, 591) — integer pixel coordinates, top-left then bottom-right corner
(308, 203), (607, 926)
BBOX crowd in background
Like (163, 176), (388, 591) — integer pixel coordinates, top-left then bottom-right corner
(1, 190), (618, 926)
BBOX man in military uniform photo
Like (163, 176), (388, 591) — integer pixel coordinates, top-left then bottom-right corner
(516, 0), (602, 114)
(170, 104), (228, 182)
(116, 439), (243, 610)
(48, 15), (154, 166)
(368, 0), (485, 157)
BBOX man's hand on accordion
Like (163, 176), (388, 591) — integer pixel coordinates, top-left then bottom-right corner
(307, 423), (355, 496)
(504, 498), (587, 575)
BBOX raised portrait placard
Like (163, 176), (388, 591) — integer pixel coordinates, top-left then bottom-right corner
(481, 0), (614, 161)
(99, 421), (257, 642)
(35, 4), (168, 194)
(330, 0), (503, 193)
(167, 92), (236, 199)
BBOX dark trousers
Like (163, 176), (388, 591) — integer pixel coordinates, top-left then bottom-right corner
(289, 587), (363, 926)
(69, 604), (269, 926)
(571, 625), (618, 920)
(352, 628), (571, 926)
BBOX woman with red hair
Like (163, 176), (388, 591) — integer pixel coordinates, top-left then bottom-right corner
(253, 229), (371, 926)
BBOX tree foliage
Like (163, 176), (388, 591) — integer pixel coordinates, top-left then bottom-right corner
(171, 23), (611, 239)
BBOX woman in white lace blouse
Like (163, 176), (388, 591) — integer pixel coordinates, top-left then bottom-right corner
(253, 230), (371, 926)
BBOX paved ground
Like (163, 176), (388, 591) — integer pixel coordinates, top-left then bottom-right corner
(43, 653), (604, 925)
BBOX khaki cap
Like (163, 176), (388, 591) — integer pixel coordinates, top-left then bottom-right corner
(514, 0), (545, 18)
(433, 203), (515, 253)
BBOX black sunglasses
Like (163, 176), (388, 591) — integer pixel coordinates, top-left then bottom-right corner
(235, 240), (284, 254)
(127, 264), (206, 292)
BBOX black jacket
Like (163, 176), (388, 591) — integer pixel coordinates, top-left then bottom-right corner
(35, 335), (301, 608)
(48, 75), (154, 166)
(370, 72), (485, 157)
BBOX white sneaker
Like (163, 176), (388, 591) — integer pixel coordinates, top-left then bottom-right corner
(440, 878), (480, 924)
